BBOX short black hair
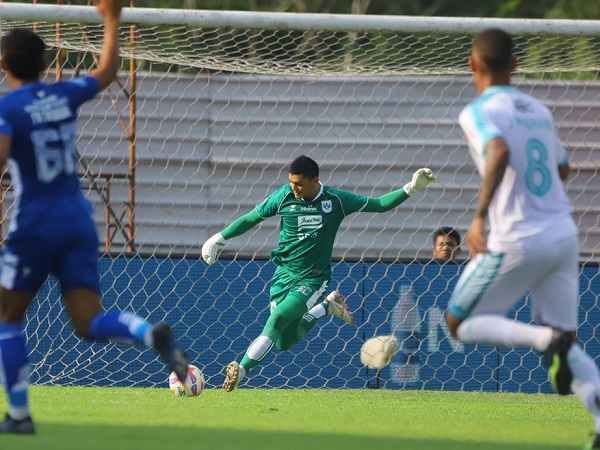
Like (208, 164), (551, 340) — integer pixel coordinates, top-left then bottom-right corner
(289, 155), (319, 179)
(1, 28), (46, 80)
(472, 28), (514, 74)
(433, 227), (461, 246)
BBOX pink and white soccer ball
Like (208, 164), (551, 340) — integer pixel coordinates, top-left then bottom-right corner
(169, 364), (205, 397)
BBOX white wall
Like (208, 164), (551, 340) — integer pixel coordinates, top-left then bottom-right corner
(2, 73), (598, 262)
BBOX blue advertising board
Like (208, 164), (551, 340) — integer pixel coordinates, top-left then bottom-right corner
(26, 257), (600, 394)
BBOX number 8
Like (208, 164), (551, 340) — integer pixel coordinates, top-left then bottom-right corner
(525, 138), (551, 196)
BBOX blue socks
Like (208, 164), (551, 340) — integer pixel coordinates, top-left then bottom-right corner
(0, 322), (30, 420)
(88, 311), (152, 346)
(0, 312), (152, 420)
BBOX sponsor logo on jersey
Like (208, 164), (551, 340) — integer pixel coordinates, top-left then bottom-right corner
(514, 98), (533, 113)
(25, 94), (71, 124)
(301, 205), (317, 211)
(298, 215), (322, 229)
(298, 215), (322, 240)
(321, 200), (332, 213)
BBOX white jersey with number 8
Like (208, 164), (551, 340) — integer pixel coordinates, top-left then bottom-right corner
(459, 85), (577, 252)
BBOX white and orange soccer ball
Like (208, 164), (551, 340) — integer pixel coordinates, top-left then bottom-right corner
(169, 364), (205, 397)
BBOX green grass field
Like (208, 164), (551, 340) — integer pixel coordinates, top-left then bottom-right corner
(0, 386), (593, 449)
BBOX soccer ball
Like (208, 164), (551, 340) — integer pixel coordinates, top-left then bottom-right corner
(360, 335), (399, 370)
(169, 364), (205, 397)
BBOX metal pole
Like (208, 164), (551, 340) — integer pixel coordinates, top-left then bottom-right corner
(127, 0), (136, 253)
(55, 0), (63, 81)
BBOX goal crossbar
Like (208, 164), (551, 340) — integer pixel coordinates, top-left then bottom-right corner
(1, 3), (600, 36)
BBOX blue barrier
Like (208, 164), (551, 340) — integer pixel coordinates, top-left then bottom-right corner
(27, 257), (600, 393)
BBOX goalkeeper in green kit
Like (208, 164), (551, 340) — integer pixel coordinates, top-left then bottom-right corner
(201, 155), (436, 391)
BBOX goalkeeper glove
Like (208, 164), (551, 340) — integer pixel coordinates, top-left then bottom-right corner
(402, 168), (437, 196)
(201, 232), (226, 265)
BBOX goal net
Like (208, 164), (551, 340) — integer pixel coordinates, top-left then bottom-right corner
(1, 4), (599, 391)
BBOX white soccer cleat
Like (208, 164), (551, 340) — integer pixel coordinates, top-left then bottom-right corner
(222, 361), (241, 392)
(325, 290), (354, 325)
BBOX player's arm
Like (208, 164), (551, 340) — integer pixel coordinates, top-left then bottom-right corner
(549, 126), (571, 182)
(557, 150), (570, 181)
(558, 163), (570, 181)
(468, 136), (509, 256)
(362, 168), (436, 213)
(201, 210), (265, 265)
(88, 0), (123, 91)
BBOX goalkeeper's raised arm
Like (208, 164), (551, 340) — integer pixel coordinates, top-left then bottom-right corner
(362, 167), (437, 212)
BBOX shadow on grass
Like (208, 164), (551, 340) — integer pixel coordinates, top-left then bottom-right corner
(0, 423), (584, 450)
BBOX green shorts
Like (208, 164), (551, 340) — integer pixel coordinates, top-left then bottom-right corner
(269, 266), (329, 313)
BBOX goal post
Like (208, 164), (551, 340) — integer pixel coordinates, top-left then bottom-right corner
(0, 4), (598, 391)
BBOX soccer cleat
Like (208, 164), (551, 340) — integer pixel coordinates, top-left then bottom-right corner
(152, 322), (189, 382)
(544, 330), (573, 395)
(584, 433), (600, 449)
(0, 414), (35, 434)
(325, 290), (354, 325)
(222, 361), (241, 392)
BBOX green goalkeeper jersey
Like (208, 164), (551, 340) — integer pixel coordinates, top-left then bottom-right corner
(256, 184), (368, 280)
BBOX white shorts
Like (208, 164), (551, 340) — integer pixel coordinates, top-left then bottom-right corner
(448, 235), (579, 330)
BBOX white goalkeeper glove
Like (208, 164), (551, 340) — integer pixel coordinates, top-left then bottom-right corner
(402, 168), (437, 196)
(201, 232), (226, 265)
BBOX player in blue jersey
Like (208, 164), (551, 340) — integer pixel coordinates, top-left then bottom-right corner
(0, 0), (188, 434)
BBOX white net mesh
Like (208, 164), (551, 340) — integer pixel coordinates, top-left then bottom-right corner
(1, 5), (598, 391)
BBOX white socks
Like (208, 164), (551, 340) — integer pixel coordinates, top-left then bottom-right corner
(238, 365), (247, 381)
(568, 345), (600, 433)
(457, 315), (553, 351)
(307, 303), (327, 319)
(246, 335), (274, 364)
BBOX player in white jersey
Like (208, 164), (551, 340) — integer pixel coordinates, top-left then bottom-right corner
(445, 28), (600, 449)
(0, 0), (188, 434)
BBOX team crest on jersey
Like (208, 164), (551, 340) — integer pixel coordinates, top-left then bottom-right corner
(321, 200), (332, 213)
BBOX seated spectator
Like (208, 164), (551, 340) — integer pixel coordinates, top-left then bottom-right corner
(432, 227), (461, 260)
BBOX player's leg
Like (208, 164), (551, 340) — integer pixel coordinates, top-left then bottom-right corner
(63, 288), (186, 381)
(58, 214), (187, 380)
(0, 241), (48, 434)
(223, 297), (308, 392)
(446, 251), (553, 350)
(533, 236), (600, 444)
(303, 290), (354, 329)
(270, 274), (329, 352)
(275, 289), (354, 351)
(223, 269), (326, 392)
(0, 288), (36, 434)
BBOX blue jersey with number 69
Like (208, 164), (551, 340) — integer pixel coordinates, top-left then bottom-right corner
(0, 76), (99, 237)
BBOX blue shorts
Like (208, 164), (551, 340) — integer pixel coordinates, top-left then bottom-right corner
(0, 213), (101, 295)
